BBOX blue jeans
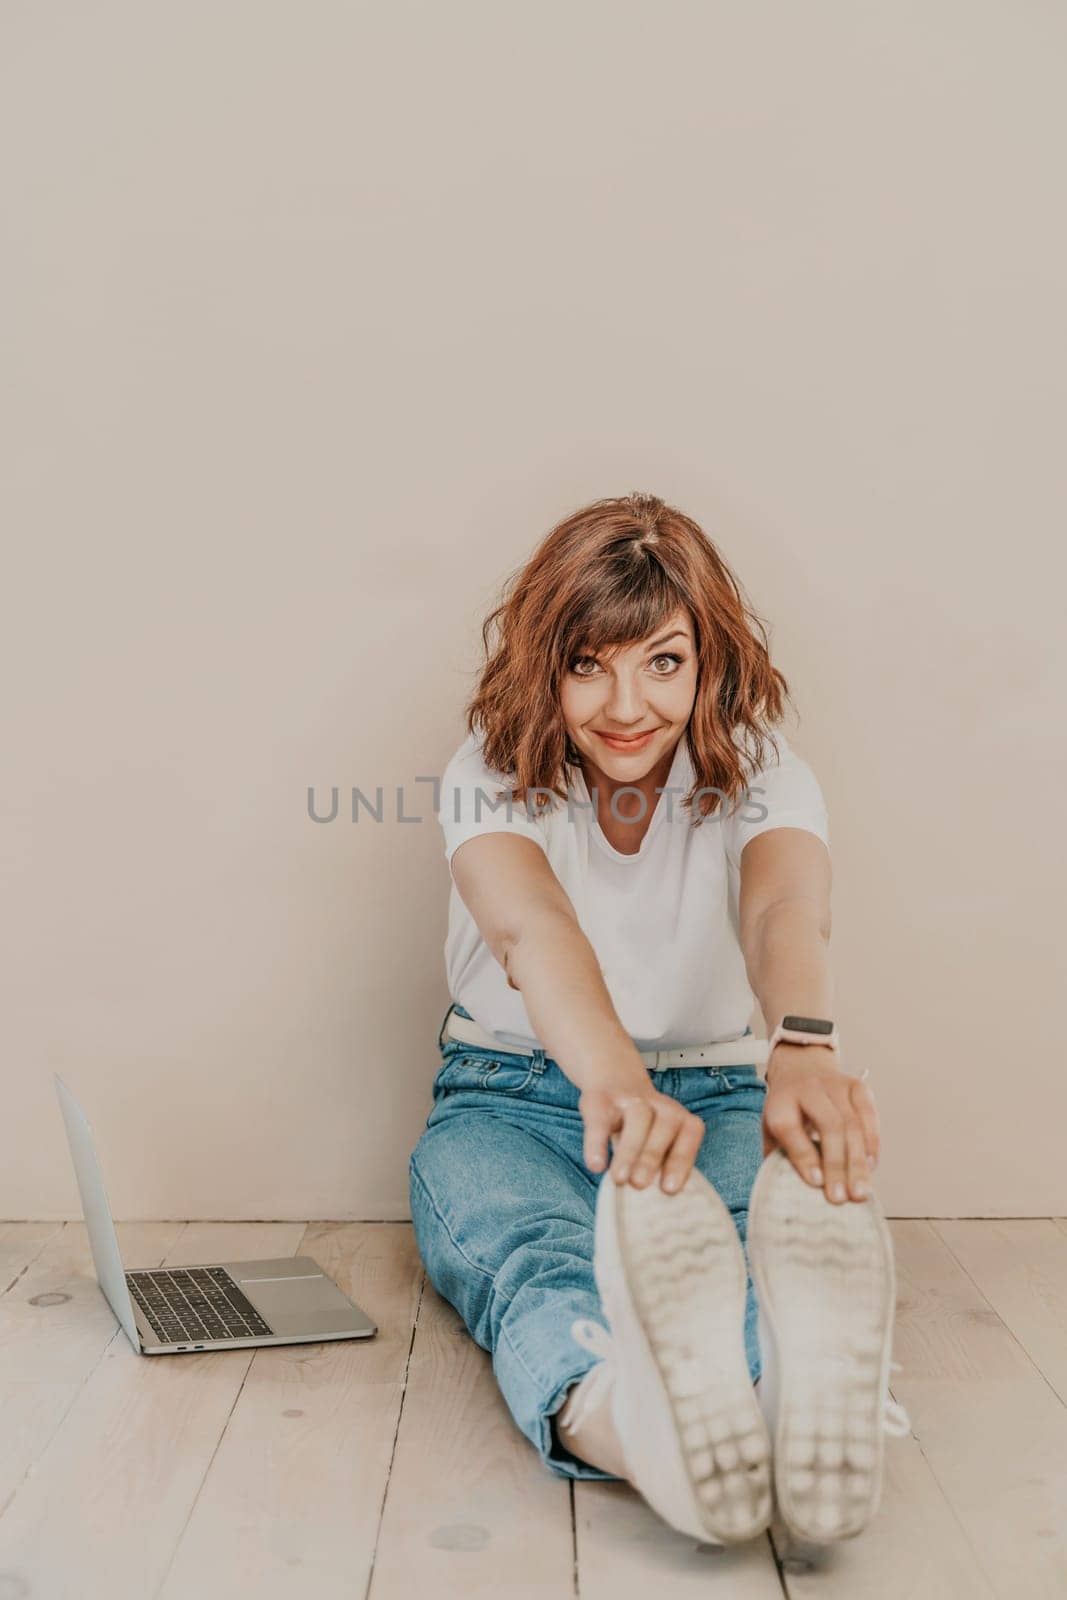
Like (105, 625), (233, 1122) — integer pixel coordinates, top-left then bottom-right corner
(408, 1002), (768, 1482)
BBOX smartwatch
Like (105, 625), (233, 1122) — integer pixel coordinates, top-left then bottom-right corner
(767, 1014), (841, 1056)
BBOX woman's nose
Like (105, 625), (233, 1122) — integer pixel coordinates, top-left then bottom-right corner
(604, 673), (646, 720)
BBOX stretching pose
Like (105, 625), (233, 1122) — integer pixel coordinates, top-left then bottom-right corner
(409, 492), (907, 1547)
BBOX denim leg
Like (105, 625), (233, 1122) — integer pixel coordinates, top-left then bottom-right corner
(408, 1102), (622, 1481)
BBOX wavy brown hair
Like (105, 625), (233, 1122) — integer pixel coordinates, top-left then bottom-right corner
(464, 491), (793, 824)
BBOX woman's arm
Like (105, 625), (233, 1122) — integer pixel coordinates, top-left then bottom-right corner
(451, 832), (649, 1090)
(450, 832), (708, 1190)
(738, 827), (880, 1205)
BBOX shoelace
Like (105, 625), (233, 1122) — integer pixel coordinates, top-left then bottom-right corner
(564, 1318), (913, 1440)
(558, 1317), (617, 1434)
(883, 1361), (912, 1437)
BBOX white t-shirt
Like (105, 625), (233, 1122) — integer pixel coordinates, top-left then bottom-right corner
(437, 726), (830, 1052)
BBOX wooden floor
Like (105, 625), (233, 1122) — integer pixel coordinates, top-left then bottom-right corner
(1, 1215), (1066, 1599)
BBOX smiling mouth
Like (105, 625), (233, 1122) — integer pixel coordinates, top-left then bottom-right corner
(593, 728), (659, 745)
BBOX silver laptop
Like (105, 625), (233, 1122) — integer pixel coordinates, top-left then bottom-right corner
(54, 1073), (377, 1355)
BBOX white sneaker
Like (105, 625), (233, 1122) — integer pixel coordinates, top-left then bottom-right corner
(564, 1165), (773, 1545)
(749, 1148), (913, 1543)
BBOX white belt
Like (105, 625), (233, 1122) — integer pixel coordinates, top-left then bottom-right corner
(443, 1009), (771, 1072)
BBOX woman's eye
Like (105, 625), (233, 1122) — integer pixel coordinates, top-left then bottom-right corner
(572, 652), (684, 676)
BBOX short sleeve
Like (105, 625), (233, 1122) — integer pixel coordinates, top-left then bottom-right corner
(722, 729), (830, 871)
(438, 732), (550, 868)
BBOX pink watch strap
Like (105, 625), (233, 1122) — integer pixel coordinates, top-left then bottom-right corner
(767, 1019), (841, 1055)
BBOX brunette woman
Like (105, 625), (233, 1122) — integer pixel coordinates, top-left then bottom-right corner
(409, 492), (907, 1546)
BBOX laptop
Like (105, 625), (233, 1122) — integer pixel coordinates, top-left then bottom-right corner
(54, 1073), (377, 1355)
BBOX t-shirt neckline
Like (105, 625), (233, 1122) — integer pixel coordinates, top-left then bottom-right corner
(576, 736), (690, 864)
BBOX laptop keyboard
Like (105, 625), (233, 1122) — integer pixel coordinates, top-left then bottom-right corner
(126, 1265), (275, 1344)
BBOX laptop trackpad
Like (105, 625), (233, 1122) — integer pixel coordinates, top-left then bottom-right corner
(262, 1302), (368, 1336)
(230, 1258), (368, 1335)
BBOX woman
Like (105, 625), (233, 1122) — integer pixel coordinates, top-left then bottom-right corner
(409, 492), (907, 1547)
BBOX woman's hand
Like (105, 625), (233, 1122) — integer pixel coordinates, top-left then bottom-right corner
(761, 1044), (879, 1203)
(580, 1078), (705, 1194)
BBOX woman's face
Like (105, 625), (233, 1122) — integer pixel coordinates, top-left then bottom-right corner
(559, 607), (699, 780)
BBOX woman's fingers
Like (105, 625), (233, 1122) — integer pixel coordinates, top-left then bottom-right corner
(849, 1077), (880, 1168)
(607, 1097), (654, 1182)
(580, 1090), (614, 1173)
(802, 1085), (873, 1203)
(587, 1090), (704, 1193)
(622, 1103), (675, 1185)
(657, 1114), (706, 1193)
(763, 1066), (882, 1206)
(590, 1073), (877, 1204)
(762, 1093), (825, 1187)
(803, 1089), (848, 1200)
(628, 1104), (703, 1192)
(844, 1115), (872, 1200)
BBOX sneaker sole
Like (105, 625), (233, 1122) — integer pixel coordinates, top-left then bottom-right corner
(611, 1167), (773, 1543)
(749, 1149), (898, 1542)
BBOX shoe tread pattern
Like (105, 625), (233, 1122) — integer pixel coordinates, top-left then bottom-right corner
(615, 1169), (772, 1543)
(750, 1149), (897, 1542)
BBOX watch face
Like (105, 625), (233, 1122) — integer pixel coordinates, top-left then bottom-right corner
(782, 1015), (834, 1034)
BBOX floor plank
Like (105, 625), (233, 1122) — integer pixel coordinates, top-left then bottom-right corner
(157, 1222), (421, 1600)
(3, 1216), (1066, 1597)
(764, 1428), (997, 1599)
(370, 1272), (576, 1598)
(0, 1220), (305, 1599)
(575, 1480), (783, 1597)
(888, 1220), (1067, 1600)
(0, 1220), (67, 1294)
(933, 1219), (1067, 1402)
(0, 1220), (187, 1517)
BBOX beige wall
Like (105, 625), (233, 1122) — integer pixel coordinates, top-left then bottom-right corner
(3, 3), (1064, 1221)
